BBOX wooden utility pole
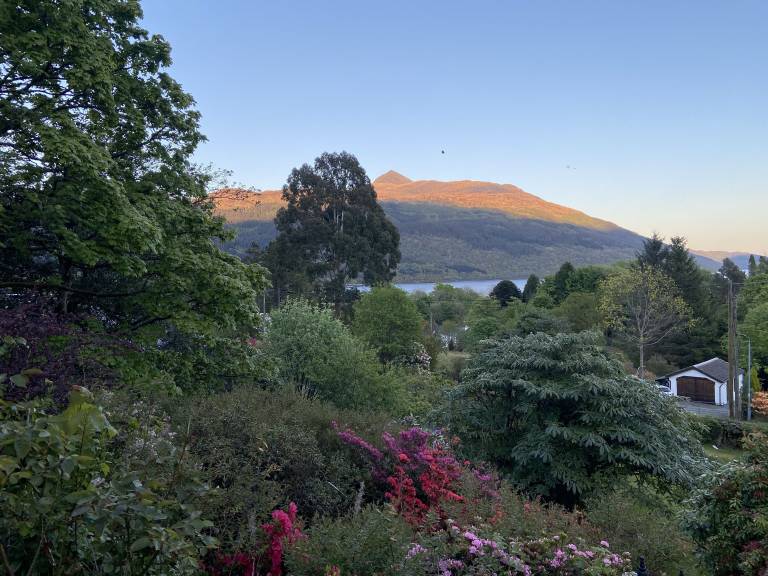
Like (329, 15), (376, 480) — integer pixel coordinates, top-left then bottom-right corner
(727, 280), (736, 419)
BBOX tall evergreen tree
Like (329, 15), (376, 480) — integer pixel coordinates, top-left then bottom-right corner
(749, 254), (758, 277)
(267, 152), (400, 304)
(522, 274), (540, 302)
(664, 237), (704, 312)
(637, 233), (670, 269)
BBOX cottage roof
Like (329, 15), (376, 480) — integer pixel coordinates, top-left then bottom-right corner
(657, 357), (744, 383)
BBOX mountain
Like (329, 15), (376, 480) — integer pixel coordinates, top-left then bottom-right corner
(211, 172), (649, 281)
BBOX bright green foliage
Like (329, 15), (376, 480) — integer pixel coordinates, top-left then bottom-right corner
(267, 152), (400, 303)
(555, 292), (601, 331)
(683, 433), (768, 575)
(264, 299), (404, 411)
(462, 298), (519, 351)
(445, 331), (706, 507)
(177, 385), (391, 551)
(412, 284), (478, 326)
(0, 389), (214, 575)
(0, 0), (268, 334)
(600, 266), (693, 378)
(565, 266), (611, 295)
(352, 285), (423, 363)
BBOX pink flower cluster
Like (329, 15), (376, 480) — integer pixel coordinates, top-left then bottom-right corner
(403, 527), (630, 576)
(202, 503), (302, 576)
(261, 502), (302, 576)
(335, 424), (496, 525)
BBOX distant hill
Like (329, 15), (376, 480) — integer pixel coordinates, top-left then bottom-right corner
(690, 249), (764, 272)
(212, 172), (652, 281)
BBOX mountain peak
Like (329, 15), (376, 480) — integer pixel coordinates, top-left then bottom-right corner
(374, 170), (412, 185)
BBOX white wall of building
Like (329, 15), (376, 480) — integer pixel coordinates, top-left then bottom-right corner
(666, 368), (742, 406)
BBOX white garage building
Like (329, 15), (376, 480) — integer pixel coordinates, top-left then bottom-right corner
(656, 358), (743, 406)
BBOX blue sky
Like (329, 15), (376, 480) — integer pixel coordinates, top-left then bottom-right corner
(141, 0), (767, 253)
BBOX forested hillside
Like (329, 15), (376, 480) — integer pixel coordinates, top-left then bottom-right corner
(213, 173), (649, 280)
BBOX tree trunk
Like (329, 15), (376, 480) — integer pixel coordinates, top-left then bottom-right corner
(639, 344), (645, 380)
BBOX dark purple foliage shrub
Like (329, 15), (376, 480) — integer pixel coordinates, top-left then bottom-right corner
(0, 301), (128, 404)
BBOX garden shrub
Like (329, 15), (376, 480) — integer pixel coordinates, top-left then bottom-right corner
(335, 424), (496, 526)
(284, 506), (414, 575)
(695, 415), (746, 448)
(398, 522), (632, 576)
(383, 366), (452, 419)
(683, 432), (768, 575)
(585, 484), (701, 575)
(177, 385), (393, 551)
(0, 388), (214, 575)
(435, 352), (468, 383)
(446, 331), (707, 507)
(264, 299), (404, 411)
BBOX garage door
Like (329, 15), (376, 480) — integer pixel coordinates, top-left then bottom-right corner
(677, 377), (715, 403)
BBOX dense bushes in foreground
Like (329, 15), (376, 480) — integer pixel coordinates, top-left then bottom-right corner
(683, 433), (768, 575)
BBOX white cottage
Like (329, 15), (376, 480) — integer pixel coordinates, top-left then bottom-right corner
(656, 358), (744, 405)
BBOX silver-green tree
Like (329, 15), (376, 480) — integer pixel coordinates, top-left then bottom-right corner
(600, 266), (693, 378)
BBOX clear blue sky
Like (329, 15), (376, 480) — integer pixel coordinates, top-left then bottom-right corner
(141, 0), (767, 253)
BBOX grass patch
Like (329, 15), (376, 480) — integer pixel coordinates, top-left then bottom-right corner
(703, 444), (745, 463)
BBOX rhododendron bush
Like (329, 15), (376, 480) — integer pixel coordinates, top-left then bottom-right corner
(334, 423), (496, 525)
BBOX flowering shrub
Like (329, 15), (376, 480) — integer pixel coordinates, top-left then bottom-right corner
(400, 521), (633, 576)
(335, 424), (493, 525)
(262, 502), (303, 576)
(203, 502), (303, 576)
(395, 341), (433, 373)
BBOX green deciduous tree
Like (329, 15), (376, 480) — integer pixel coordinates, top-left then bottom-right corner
(264, 299), (403, 411)
(600, 266), (693, 378)
(555, 292), (601, 332)
(267, 152), (400, 304)
(719, 257), (747, 288)
(0, 0), (267, 337)
(551, 262), (575, 304)
(445, 331), (705, 508)
(352, 285), (423, 364)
